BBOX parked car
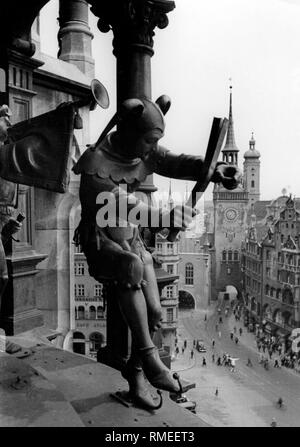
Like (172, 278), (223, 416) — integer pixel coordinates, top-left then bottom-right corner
(196, 339), (206, 352)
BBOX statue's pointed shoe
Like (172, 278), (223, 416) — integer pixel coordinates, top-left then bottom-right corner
(122, 363), (163, 410)
(139, 347), (182, 394)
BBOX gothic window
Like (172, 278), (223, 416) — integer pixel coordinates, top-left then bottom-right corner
(234, 250), (239, 261)
(185, 263), (194, 285)
(222, 250), (227, 261)
(97, 306), (104, 319)
(89, 306), (96, 320)
(157, 243), (162, 253)
(228, 250), (233, 262)
(89, 332), (104, 352)
(166, 286), (174, 298)
(251, 180), (255, 188)
(78, 306), (85, 319)
(94, 284), (103, 298)
(166, 308), (174, 323)
(282, 288), (294, 305)
(167, 243), (173, 254)
(74, 262), (85, 276)
(75, 244), (82, 253)
(75, 284), (85, 297)
(166, 264), (174, 274)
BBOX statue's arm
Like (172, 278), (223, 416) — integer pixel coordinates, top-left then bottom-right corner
(149, 146), (205, 181)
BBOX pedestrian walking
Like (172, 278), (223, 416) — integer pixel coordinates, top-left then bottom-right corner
(202, 357), (207, 366)
(217, 356), (221, 366)
(193, 339), (196, 347)
(247, 358), (253, 367)
(212, 339), (215, 348)
(219, 316), (223, 324)
(218, 331), (222, 339)
(184, 340), (187, 349)
(182, 347), (185, 354)
(230, 331), (234, 340)
(175, 346), (179, 355)
(212, 353), (215, 363)
(215, 323), (219, 332)
(274, 359), (279, 368)
(233, 326), (237, 334)
(204, 314), (207, 321)
(215, 388), (218, 397)
(239, 327), (242, 336)
(191, 349), (194, 359)
(235, 336), (239, 345)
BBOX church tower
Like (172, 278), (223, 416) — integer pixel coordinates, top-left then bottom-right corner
(211, 85), (249, 302)
(243, 132), (261, 206)
(222, 86), (239, 166)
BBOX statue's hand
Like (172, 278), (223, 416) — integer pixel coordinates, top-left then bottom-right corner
(1, 218), (22, 242)
(211, 162), (242, 190)
(6, 218), (22, 235)
(168, 205), (197, 231)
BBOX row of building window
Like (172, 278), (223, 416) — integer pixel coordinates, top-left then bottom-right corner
(264, 285), (294, 304)
(245, 275), (261, 293)
(277, 252), (300, 266)
(245, 258), (261, 274)
(74, 284), (103, 297)
(222, 250), (239, 262)
(156, 242), (177, 255)
(75, 306), (105, 320)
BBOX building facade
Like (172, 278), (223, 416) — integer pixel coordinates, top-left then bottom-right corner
(211, 86), (254, 302)
(178, 231), (211, 309)
(73, 246), (106, 358)
(242, 196), (300, 352)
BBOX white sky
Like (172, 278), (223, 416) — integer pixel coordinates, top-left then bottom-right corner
(40, 0), (300, 202)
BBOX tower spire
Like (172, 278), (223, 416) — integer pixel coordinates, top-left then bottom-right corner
(168, 179), (174, 210)
(222, 84), (239, 165)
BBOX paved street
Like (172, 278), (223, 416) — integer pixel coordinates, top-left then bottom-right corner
(171, 306), (300, 427)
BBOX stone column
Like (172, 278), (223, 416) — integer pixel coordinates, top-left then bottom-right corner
(58, 0), (95, 78)
(89, 0), (175, 369)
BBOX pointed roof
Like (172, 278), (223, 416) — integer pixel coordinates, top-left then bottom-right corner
(222, 85), (239, 153)
(168, 179), (174, 209)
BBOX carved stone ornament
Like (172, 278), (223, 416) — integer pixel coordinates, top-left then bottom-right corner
(88, 0), (175, 54)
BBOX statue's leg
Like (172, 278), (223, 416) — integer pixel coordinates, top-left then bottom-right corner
(140, 249), (162, 333)
(94, 243), (180, 393)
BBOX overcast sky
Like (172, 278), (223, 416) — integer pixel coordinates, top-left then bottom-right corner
(40, 0), (300, 203)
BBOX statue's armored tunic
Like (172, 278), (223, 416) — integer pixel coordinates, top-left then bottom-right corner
(73, 131), (204, 284)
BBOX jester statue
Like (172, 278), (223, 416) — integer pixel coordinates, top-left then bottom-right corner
(73, 94), (241, 410)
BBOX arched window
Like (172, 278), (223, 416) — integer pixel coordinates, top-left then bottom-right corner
(222, 250), (226, 261)
(89, 332), (105, 352)
(97, 306), (104, 319)
(78, 306), (85, 319)
(234, 250), (239, 261)
(185, 263), (194, 285)
(75, 306), (78, 320)
(228, 250), (233, 261)
(251, 180), (255, 188)
(282, 288), (294, 305)
(89, 306), (96, 319)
